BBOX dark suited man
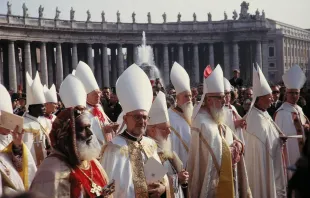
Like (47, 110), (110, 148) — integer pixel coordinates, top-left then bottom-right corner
(229, 69), (243, 88)
(267, 85), (283, 118)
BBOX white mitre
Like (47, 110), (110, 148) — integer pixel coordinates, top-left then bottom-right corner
(72, 69), (76, 75)
(116, 64), (153, 114)
(43, 84), (58, 103)
(0, 84), (13, 114)
(75, 61), (99, 94)
(282, 65), (306, 90)
(253, 64), (272, 97)
(59, 74), (87, 108)
(192, 64), (224, 119)
(148, 91), (169, 125)
(26, 71), (46, 106)
(224, 77), (232, 92)
(170, 62), (191, 95)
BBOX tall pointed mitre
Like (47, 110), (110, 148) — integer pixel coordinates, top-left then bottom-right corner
(282, 65), (306, 90)
(170, 62), (191, 95)
(26, 71), (46, 106)
(192, 64), (224, 119)
(43, 84), (58, 103)
(116, 64), (153, 114)
(0, 84), (13, 113)
(205, 64), (224, 94)
(59, 74), (87, 108)
(253, 64), (272, 97)
(148, 91), (169, 125)
(75, 61), (99, 94)
(224, 77), (232, 92)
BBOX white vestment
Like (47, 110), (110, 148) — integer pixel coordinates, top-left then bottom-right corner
(275, 102), (307, 167)
(168, 108), (191, 166)
(100, 135), (171, 198)
(188, 109), (235, 198)
(23, 113), (50, 166)
(86, 104), (111, 146)
(0, 152), (25, 195)
(223, 105), (245, 143)
(0, 135), (12, 151)
(244, 107), (286, 198)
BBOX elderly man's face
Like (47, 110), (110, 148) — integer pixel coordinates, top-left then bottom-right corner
(124, 110), (149, 138)
(207, 93), (226, 109)
(233, 71), (240, 78)
(75, 114), (93, 144)
(45, 102), (58, 114)
(87, 89), (102, 105)
(176, 91), (192, 106)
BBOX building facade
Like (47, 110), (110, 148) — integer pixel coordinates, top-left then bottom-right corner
(0, 2), (309, 92)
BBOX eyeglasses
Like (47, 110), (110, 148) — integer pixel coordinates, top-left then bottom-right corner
(127, 114), (150, 121)
(209, 96), (225, 100)
(272, 91), (280, 94)
(287, 92), (300, 95)
(155, 126), (171, 132)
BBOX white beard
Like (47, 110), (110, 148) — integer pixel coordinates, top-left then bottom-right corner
(156, 133), (173, 159)
(210, 105), (225, 125)
(77, 136), (101, 161)
(181, 102), (193, 124)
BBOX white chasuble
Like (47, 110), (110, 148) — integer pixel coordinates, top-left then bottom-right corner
(275, 102), (307, 168)
(0, 152), (25, 195)
(86, 104), (111, 146)
(168, 108), (191, 166)
(23, 113), (50, 166)
(100, 135), (171, 198)
(244, 107), (286, 198)
(188, 109), (235, 198)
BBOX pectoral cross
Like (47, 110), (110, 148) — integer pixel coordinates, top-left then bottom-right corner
(90, 182), (102, 196)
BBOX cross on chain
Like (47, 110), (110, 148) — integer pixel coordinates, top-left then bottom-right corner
(90, 182), (103, 196)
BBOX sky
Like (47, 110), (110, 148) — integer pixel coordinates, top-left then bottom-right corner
(0, 0), (309, 29)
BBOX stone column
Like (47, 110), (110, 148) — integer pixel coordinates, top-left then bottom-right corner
(193, 43), (200, 84)
(15, 45), (21, 87)
(46, 43), (54, 86)
(31, 44), (37, 76)
(117, 44), (124, 77)
(40, 42), (48, 85)
(133, 44), (139, 64)
(87, 44), (94, 71)
(72, 43), (78, 69)
(163, 44), (169, 86)
(0, 48), (3, 84)
(223, 42), (230, 78)
(111, 47), (117, 86)
(56, 43), (63, 89)
(62, 43), (70, 77)
(8, 41), (17, 92)
(233, 41), (239, 70)
(24, 42), (32, 77)
(178, 44), (184, 66)
(154, 46), (159, 66)
(256, 41), (262, 66)
(101, 44), (109, 87)
(262, 40), (269, 78)
(209, 43), (214, 68)
(94, 47), (102, 87)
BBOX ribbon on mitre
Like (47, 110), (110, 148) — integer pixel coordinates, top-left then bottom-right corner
(204, 65), (212, 78)
(150, 80), (155, 87)
(92, 106), (106, 123)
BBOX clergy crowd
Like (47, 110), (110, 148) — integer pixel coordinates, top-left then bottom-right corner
(0, 58), (309, 198)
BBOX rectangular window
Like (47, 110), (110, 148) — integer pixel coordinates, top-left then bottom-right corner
(269, 47), (275, 57)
